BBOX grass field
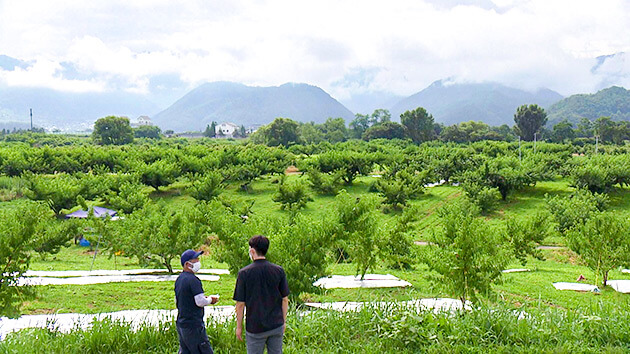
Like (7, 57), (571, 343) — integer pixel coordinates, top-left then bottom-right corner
(9, 176), (630, 317)
(5, 174), (630, 353)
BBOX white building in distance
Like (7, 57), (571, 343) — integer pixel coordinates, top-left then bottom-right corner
(131, 116), (153, 128)
(215, 122), (239, 138)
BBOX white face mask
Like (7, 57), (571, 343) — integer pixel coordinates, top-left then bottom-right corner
(189, 261), (201, 273)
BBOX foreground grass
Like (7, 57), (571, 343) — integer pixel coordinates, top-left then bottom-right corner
(3, 303), (630, 353)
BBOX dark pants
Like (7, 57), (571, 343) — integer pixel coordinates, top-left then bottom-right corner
(246, 325), (284, 354)
(176, 324), (214, 354)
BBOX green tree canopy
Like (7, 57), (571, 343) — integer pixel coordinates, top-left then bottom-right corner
(362, 122), (405, 140)
(550, 119), (575, 143)
(133, 125), (162, 139)
(260, 117), (300, 147)
(92, 116), (134, 145)
(513, 104), (547, 141)
(400, 107), (435, 144)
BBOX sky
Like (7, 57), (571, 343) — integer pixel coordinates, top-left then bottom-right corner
(1, 0), (629, 105)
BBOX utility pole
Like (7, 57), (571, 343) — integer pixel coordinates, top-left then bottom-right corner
(30, 108), (33, 131)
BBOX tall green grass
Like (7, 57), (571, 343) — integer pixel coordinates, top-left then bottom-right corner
(3, 304), (630, 353)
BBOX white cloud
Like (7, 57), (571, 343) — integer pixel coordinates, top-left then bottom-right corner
(0, 0), (629, 99)
(0, 58), (106, 92)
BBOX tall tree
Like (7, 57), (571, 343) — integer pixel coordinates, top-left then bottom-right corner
(513, 104), (547, 141)
(349, 114), (371, 139)
(321, 117), (348, 143)
(92, 116), (134, 145)
(400, 107), (435, 144)
(551, 119), (575, 142)
(264, 117), (300, 147)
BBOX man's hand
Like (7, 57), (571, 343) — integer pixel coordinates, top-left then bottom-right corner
(236, 325), (243, 341)
(209, 295), (219, 304)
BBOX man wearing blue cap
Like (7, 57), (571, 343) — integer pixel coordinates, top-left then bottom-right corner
(175, 249), (219, 354)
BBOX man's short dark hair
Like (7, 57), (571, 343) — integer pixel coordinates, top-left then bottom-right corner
(249, 235), (269, 256)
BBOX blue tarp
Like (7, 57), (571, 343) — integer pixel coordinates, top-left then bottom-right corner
(65, 206), (117, 219)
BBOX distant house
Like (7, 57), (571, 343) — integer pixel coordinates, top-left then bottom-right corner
(246, 124), (262, 135)
(131, 116), (153, 128)
(215, 122), (239, 138)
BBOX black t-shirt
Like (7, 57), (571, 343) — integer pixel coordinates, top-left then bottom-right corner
(175, 271), (205, 328)
(233, 259), (290, 334)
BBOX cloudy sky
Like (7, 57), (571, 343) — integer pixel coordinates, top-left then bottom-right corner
(1, 0), (629, 105)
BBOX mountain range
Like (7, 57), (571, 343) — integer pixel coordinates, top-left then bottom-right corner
(1, 52), (630, 132)
(546, 86), (630, 126)
(151, 82), (354, 132)
(0, 85), (160, 130)
(390, 80), (563, 126)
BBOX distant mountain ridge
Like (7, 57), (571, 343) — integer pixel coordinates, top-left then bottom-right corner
(152, 82), (355, 132)
(0, 85), (160, 130)
(546, 86), (630, 125)
(390, 80), (563, 126)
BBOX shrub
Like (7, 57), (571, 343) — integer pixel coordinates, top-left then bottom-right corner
(187, 172), (224, 201)
(0, 202), (59, 316)
(372, 169), (429, 211)
(306, 169), (343, 195)
(461, 182), (501, 214)
(566, 212), (630, 286)
(504, 212), (551, 265)
(546, 189), (608, 234)
(272, 176), (313, 211)
(111, 202), (206, 273)
(104, 181), (150, 214)
(378, 207), (417, 269)
(332, 191), (380, 279)
(421, 200), (509, 304)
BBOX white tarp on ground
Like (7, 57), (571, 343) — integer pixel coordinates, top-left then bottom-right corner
(502, 269), (531, 273)
(552, 282), (599, 292)
(607, 280), (630, 293)
(1, 299), (469, 340)
(313, 274), (412, 289)
(24, 269), (230, 277)
(304, 298), (471, 313)
(0, 306), (236, 340)
(17, 274), (220, 286)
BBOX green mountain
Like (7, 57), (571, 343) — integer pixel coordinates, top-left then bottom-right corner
(152, 82), (354, 132)
(546, 86), (630, 126)
(390, 80), (563, 126)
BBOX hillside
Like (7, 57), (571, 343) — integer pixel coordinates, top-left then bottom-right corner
(546, 86), (630, 125)
(151, 82), (355, 131)
(0, 85), (160, 130)
(390, 80), (563, 126)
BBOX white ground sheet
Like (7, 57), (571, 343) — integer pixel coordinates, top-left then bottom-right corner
(1, 299), (470, 340)
(313, 274), (412, 289)
(607, 280), (630, 293)
(502, 269), (531, 273)
(552, 282), (599, 292)
(17, 274), (220, 286)
(0, 306), (236, 340)
(304, 298), (471, 313)
(24, 269), (230, 277)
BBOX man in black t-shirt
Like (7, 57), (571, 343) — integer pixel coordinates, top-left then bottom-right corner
(175, 249), (219, 354)
(234, 235), (289, 354)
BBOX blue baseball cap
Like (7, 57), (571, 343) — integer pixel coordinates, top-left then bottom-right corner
(181, 249), (203, 266)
